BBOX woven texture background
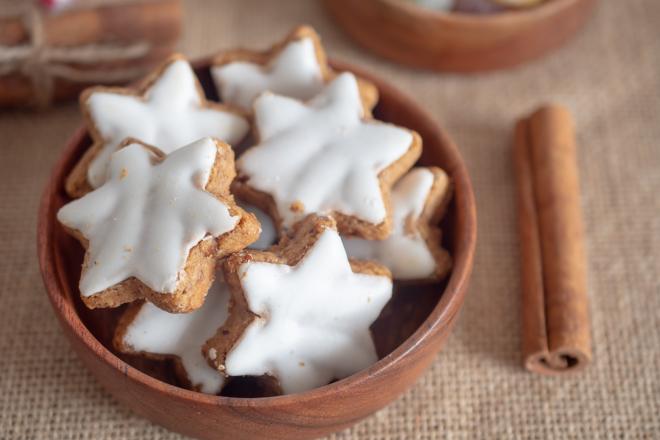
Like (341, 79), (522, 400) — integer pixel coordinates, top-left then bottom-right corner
(1, 0), (659, 438)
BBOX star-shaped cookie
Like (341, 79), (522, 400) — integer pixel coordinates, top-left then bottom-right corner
(114, 273), (231, 394)
(65, 54), (250, 198)
(211, 25), (378, 113)
(204, 215), (392, 395)
(57, 137), (260, 312)
(343, 167), (453, 281)
(233, 72), (421, 240)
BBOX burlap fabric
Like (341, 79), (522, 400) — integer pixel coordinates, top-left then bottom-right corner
(1, 0), (658, 438)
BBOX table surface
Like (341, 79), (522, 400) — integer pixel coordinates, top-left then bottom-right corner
(1, 0), (659, 438)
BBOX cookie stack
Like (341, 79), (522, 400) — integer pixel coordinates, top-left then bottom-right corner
(57, 26), (452, 396)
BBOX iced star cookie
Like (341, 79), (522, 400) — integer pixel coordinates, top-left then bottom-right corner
(203, 215), (392, 395)
(114, 273), (231, 394)
(65, 54), (250, 198)
(210, 25), (378, 113)
(233, 72), (421, 240)
(57, 137), (260, 312)
(343, 167), (453, 282)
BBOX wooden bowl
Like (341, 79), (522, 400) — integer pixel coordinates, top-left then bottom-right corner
(324, 0), (597, 72)
(37, 60), (477, 440)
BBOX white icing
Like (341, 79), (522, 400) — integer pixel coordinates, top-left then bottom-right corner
(86, 59), (249, 188)
(343, 168), (445, 280)
(222, 227), (392, 394)
(121, 274), (230, 394)
(57, 138), (239, 297)
(238, 73), (413, 230)
(238, 201), (277, 250)
(211, 37), (324, 111)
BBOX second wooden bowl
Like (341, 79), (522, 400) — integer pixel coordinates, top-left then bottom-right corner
(37, 60), (477, 439)
(324, 0), (597, 72)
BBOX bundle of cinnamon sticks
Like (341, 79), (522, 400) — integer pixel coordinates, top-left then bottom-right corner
(0, 0), (181, 108)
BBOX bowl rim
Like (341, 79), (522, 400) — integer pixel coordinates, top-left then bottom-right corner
(37, 59), (477, 408)
(380, 0), (582, 24)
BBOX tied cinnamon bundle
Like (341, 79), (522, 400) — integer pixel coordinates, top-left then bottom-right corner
(0, 0), (181, 108)
(514, 105), (592, 375)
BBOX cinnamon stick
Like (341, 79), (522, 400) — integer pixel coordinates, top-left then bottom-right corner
(514, 104), (591, 375)
(0, 0), (182, 46)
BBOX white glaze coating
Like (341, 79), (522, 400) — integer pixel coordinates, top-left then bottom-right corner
(121, 274), (230, 394)
(238, 73), (413, 230)
(86, 59), (249, 188)
(343, 168), (445, 280)
(211, 37), (324, 111)
(238, 201), (277, 250)
(222, 227), (392, 394)
(57, 138), (239, 297)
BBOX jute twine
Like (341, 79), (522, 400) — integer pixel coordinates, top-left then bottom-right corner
(0, 0), (156, 108)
